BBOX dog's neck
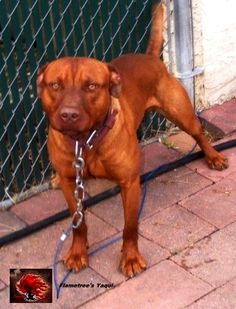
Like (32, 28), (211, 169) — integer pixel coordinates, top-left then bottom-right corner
(73, 97), (120, 150)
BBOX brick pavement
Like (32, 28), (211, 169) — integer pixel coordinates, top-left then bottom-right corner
(0, 99), (236, 308)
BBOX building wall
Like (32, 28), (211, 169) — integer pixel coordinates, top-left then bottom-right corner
(193, 0), (236, 107)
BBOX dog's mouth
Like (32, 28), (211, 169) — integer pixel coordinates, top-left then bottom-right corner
(60, 128), (89, 139)
(50, 111), (92, 139)
(60, 129), (79, 138)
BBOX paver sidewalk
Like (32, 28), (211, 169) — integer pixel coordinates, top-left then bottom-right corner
(0, 99), (236, 308)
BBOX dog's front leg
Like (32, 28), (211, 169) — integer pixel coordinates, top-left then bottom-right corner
(119, 176), (147, 277)
(60, 177), (88, 272)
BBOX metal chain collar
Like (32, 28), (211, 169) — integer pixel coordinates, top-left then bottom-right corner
(71, 109), (117, 229)
(72, 140), (86, 229)
(71, 129), (99, 228)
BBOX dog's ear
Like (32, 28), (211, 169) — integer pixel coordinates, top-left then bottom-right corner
(37, 63), (48, 97)
(107, 65), (122, 98)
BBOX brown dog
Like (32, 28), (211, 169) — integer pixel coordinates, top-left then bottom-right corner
(37, 4), (228, 277)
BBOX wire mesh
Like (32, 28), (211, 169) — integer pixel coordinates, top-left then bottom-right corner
(0, 0), (173, 204)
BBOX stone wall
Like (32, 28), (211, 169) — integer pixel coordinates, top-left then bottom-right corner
(192, 0), (236, 107)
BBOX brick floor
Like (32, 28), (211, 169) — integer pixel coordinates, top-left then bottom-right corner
(200, 99), (236, 138)
(180, 173), (236, 228)
(139, 204), (216, 254)
(1, 100), (236, 307)
(0, 279), (5, 291)
(82, 261), (212, 309)
(0, 211), (26, 237)
(141, 142), (181, 173)
(166, 131), (200, 154)
(172, 223), (236, 287)
(187, 277), (236, 309)
(11, 189), (67, 225)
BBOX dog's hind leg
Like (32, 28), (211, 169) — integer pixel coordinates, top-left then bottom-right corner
(155, 74), (228, 170)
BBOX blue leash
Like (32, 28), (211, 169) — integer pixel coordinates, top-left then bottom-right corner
(53, 224), (73, 298)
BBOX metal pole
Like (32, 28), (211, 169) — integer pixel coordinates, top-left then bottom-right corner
(173, 0), (194, 103)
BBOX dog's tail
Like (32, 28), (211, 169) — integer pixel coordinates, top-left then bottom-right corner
(146, 2), (164, 57)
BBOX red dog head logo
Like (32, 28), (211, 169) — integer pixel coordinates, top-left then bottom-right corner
(16, 273), (49, 302)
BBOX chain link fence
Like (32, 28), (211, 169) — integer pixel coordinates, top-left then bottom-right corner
(0, 0), (176, 206)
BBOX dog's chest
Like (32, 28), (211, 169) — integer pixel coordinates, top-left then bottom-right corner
(84, 151), (107, 179)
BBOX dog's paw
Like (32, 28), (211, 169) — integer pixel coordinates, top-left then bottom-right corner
(63, 248), (88, 272)
(119, 249), (147, 278)
(206, 153), (228, 170)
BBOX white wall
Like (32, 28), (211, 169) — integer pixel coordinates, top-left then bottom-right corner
(193, 0), (236, 107)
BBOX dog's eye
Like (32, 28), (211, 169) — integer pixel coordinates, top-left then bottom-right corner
(87, 83), (100, 92)
(48, 82), (61, 91)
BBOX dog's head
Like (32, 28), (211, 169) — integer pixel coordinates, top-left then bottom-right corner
(37, 57), (121, 138)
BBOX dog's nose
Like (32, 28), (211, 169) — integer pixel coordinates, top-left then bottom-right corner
(59, 107), (80, 123)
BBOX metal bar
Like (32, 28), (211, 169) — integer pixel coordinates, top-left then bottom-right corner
(0, 183), (50, 210)
(173, 0), (194, 103)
